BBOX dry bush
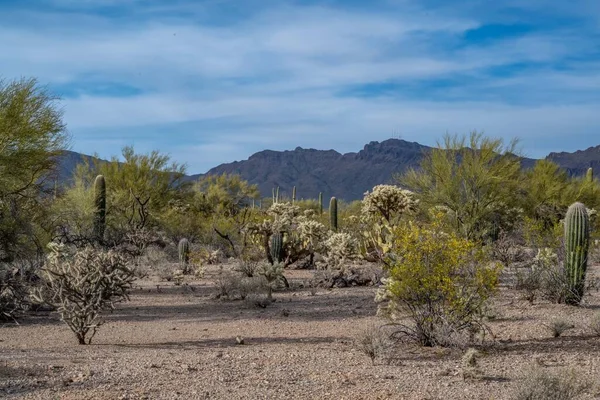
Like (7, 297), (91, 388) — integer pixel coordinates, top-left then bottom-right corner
(0, 263), (30, 321)
(512, 367), (588, 400)
(355, 325), (392, 365)
(134, 245), (176, 281)
(214, 267), (241, 299)
(214, 267), (268, 302)
(516, 248), (586, 305)
(235, 244), (263, 277)
(589, 312), (600, 336)
(546, 319), (574, 338)
(492, 230), (528, 269)
(589, 240), (600, 265)
(33, 244), (135, 345)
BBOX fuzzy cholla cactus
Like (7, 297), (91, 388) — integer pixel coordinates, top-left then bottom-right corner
(33, 243), (135, 345)
(267, 202), (301, 232)
(362, 185), (417, 222)
(324, 232), (359, 270)
(532, 248), (558, 271)
(298, 218), (328, 253)
(257, 261), (285, 300)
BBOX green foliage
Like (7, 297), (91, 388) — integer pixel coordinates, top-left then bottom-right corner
(0, 77), (68, 260)
(93, 175), (106, 242)
(377, 215), (500, 346)
(401, 131), (522, 241)
(51, 167), (96, 244)
(564, 202), (590, 305)
(521, 160), (570, 229)
(195, 173), (259, 217)
(103, 146), (187, 232)
(329, 197), (338, 231)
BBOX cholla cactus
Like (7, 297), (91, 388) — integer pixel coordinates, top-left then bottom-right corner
(267, 202), (301, 232)
(257, 261), (285, 300)
(324, 232), (359, 270)
(532, 248), (558, 272)
(298, 218), (328, 251)
(33, 244), (134, 345)
(362, 185), (417, 222)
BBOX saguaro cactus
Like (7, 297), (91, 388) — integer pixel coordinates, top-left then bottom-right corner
(292, 186), (296, 203)
(564, 202), (590, 305)
(586, 167), (593, 183)
(178, 238), (190, 273)
(318, 192), (323, 214)
(93, 175), (106, 242)
(329, 196), (338, 231)
(270, 232), (284, 264)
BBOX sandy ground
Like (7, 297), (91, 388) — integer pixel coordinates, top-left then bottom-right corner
(2, 265), (600, 400)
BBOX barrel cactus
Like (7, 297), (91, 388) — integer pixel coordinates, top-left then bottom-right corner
(93, 175), (106, 242)
(178, 238), (190, 273)
(564, 202), (590, 305)
(329, 196), (338, 231)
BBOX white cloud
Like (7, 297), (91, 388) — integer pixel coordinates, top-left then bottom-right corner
(0, 0), (598, 173)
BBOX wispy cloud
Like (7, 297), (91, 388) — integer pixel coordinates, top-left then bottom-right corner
(1, 0), (598, 172)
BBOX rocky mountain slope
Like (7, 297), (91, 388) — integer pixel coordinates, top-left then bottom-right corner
(59, 139), (599, 201)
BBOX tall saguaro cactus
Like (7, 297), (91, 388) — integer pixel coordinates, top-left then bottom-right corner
(564, 202), (590, 305)
(329, 196), (338, 231)
(292, 186), (296, 203)
(93, 175), (106, 242)
(270, 232), (284, 264)
(586, 167), (594, 183)
(178, 238), (190, 273)
(318, 192), (323, 214)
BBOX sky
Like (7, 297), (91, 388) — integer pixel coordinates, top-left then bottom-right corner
(1, 0), (599, 173)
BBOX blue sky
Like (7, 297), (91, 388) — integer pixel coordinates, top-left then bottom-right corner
(1, 0), (599, 173)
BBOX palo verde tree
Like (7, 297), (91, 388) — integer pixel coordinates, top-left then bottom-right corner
(401, 131), (523, 241)
(72, 146), (189, 250)
(0, 77), (69, 260)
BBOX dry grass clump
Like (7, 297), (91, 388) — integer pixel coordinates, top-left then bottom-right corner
(354, 325), (392, 365)
(588, 312), (600, 336)
(512, 367), (588, 400)
(546, 319), (575, 338)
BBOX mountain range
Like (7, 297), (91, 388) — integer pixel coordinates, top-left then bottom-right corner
(57, 139), (600, 201)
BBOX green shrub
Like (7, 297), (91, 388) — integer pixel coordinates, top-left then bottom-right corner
(376, 215), (500, 347)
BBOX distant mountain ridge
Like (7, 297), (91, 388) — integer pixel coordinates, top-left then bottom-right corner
(59, 139), (600, 201)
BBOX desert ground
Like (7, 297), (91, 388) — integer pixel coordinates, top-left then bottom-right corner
(2, 264), (600, 400)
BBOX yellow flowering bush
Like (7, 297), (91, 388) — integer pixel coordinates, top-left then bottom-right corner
(377, 216), (501, 347)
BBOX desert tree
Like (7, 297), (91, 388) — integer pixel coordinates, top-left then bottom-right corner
(0, 77), (69, 261)
(400, 131), (523, 241)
